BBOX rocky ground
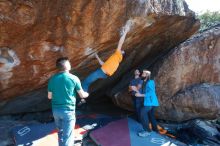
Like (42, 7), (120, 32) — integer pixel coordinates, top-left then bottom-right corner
(0, 100), (130, 146)
(1, 101), (220, 146)
(0, 111), (52, 146)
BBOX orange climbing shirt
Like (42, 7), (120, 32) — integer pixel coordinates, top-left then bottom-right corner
(101, 50), (123, 76)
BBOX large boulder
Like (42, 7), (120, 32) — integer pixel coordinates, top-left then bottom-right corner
(159, 83), (220, 121)
(0, 0), (199, 114)
(154, 25), (220, 121)
(112, 25), (220, 122)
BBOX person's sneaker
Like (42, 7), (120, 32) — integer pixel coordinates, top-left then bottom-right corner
(138, 131), (151, 137)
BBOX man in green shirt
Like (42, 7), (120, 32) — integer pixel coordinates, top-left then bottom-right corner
(48, 57), (88, 146)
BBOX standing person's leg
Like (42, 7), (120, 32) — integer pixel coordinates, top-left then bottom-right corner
(82, 68), (107, 92)
(132, 96), (136, 110)
(132, 96), (137, 119)
(140, 106), (151, 132)
(149, 107), (158, 132)
(62, 110), (76, 146)
(53, 108), (63, 146)
(135, 98), (143, 122)
(138, 106), (152, 137)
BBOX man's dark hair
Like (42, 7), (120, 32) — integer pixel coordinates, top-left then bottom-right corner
(56, 57), (69, 70)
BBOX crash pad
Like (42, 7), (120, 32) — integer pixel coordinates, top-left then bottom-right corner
(90, 118), (182, 146)
(12, 122), (87, 146)
(12, 113), (118, 146)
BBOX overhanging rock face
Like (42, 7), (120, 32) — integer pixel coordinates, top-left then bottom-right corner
(0, 0), (199, 115)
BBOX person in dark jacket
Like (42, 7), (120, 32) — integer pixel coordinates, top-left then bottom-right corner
(129, 69), (143, 122)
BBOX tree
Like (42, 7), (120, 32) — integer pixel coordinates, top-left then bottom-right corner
(197, 11), (220, 31)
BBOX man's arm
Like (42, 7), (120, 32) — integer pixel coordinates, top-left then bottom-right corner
(77, 89), (89, 106)
(48, 92), (52, 99)
(135, 92), (145, 97)
(135, 82), (144, 97)
(95, 53), (104, 65)
(117, 27), (129, 52)
(77, 89), (89, 99)
(129, 86), (140, 93)
(137, 84), (142, 90)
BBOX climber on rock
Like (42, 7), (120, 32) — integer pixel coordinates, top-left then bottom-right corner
(78, 26), (130, 106)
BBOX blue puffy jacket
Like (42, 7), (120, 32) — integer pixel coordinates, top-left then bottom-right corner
(144, 80), (159, 106)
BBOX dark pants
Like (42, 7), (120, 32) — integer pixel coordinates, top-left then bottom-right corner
(140, 106), (158, 132)
(132, 97), (143, 122)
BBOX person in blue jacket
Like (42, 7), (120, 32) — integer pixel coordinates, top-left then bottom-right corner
(135, 70), (159, 137)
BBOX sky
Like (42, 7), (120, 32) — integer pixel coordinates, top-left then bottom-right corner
(185, 0), (220, 13)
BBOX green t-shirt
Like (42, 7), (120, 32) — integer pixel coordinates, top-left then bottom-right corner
(48, 72), (82, 110)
